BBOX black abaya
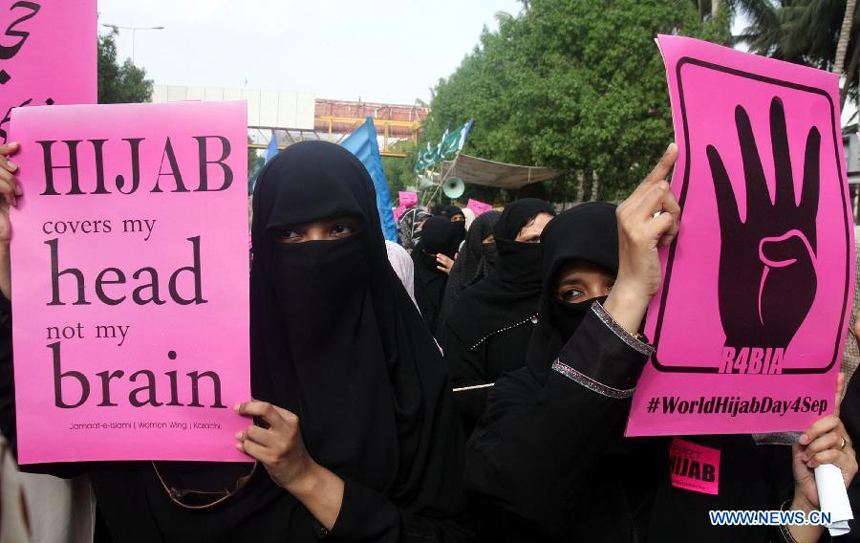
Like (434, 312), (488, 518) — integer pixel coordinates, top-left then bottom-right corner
(437, 211), (501, 336)
(439, 199), (554, 434)
(412, 217), (462, 334)
(466, 204), (802, 543)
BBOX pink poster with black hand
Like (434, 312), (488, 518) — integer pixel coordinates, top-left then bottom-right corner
(626, 36), (855, 437)
(10, 101), (251, 463)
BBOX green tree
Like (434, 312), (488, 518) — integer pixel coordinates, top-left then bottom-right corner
(98, 30), (153, 104)
(248, 139), (264, 194)
(382, 140), (417, 196)
(421, 0), (728, 203)
(738, 0), (859, 107)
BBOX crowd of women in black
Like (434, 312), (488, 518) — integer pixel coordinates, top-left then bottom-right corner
(0, 139), (857, 542)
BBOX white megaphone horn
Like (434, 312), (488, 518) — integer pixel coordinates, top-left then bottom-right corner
(443, 176), (465, 199)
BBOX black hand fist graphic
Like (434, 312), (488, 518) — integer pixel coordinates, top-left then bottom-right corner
(706, 97), (820, 350)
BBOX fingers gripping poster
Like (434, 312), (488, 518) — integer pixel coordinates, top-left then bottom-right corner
(626, 36), (855, 437)
(10, 102), (251, 463)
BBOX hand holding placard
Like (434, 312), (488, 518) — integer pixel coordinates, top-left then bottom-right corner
(0, 141), (21, 300)
(234, 400), (344, 531)
(790, 374), (856, 538)
(706, 98), (820, 357)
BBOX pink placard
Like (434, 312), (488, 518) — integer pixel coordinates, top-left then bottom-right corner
(399, 191), (418, 208)
(669, 438), (720, 495)
(9, 101), (251, 463)
(0, 1), (97, 143)
(626, 36), (854, 436)
(467, 199), (493, 216)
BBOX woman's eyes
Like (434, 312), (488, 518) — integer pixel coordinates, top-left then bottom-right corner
(560, 282), (614, 302)
(278, 229), (301, 242)
(331, 223), (355, 236)
(561, 288), (584, 302)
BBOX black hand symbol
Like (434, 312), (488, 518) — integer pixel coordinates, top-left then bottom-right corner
(706, 97), (820, 350)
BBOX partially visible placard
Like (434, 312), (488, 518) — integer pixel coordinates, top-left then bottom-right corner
(399, 191), (418, 208)
(626, 36), (854, 437)
(10, 101), (251, 463)
(467, 199), (493, 217)
(0, 1), (97, 143)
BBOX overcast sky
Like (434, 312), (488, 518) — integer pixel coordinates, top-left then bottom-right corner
(97, 0), (524, 105)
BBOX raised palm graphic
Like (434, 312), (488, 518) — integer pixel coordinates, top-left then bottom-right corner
(705, 97), (819, 350)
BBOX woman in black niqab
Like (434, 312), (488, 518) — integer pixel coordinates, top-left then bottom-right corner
(437, 210), (501, 335)
(412, 216), (463, 333)
(446, 206), (467, 244)
(437, 199), (553, 436)
(523, 202), (619, 382)
(87, 141), (470, 542)
(464, 203), (652, 543)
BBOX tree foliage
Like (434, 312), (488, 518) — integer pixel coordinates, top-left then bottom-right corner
(737, 0), (860, 107)
(382, 139), (418, 195)
(420, 0), (731, 203)
(98, 30), (154, 104)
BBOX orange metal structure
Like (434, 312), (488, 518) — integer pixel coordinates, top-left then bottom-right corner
(315, 99), (429, 156)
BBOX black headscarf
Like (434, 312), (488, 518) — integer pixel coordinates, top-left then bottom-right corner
(446, 206), (467, 244)
(91, 141), (467, 542)
(431, 203), (449, 216)
(446, 199), (555, 349)
(437, 211), (502, 333)
(524, 202), (619, 384)
(413, 217), (463, 332)
(446, 205), (465, 220)
(415, 216), (462, 259)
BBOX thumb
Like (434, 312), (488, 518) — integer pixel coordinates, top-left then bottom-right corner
(835, 372), (846, 417)
(759, 230), (815, 268)
(0, 209), (10, 245)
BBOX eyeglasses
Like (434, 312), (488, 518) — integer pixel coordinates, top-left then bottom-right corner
(152, 460), (258, 510)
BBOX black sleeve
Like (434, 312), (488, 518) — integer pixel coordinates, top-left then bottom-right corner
(465, 303), (650, 540)
(439, 323), (492, 435)
(0, 298), (85, 478)
(439, 322), (488, 387)
(324, 478), (472, 542)
(836, 369), (860, 542)
(0, 292), (15, 448)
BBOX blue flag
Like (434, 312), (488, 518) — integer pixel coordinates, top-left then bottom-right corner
(248, 133), (280, 194)
(265, 132), (279, 162)
(341, 117), (397, 242)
